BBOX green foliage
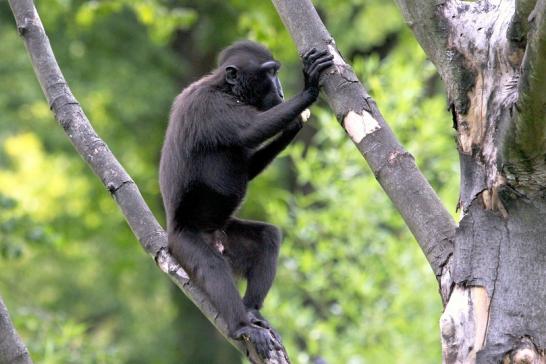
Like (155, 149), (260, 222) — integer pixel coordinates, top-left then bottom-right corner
(0, 0), (457, 363)
(75, 0), (196, 44)
(0, 193), (53, 259)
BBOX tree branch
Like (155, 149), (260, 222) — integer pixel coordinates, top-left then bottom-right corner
(7, 1), (287, 362)
(271, 0), (457, 302)
(393, 0), (450, 70)
(0, 295), (32, 364)
(395, 0), (485, 133)
(508, 0), (537, 43)
(504, 0), (546, 193)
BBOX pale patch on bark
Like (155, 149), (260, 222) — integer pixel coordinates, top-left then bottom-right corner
(470, 287), (491, 361)
(459, 72), (487, 153)
(440, 285), (491, 364)
(327, 44), (345, 73)
(441, 286), (473, 364)
(156, 248), (190, 280)
(343, 110), (380, 143)
(440, 256), (454, 306)
(481, 175), (508, 217)
(503, 337), (546, 364)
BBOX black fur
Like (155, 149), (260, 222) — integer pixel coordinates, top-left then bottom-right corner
(159, 41), (333, 358)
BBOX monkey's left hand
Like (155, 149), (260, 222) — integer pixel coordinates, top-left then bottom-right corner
(302, 48), (334, 99)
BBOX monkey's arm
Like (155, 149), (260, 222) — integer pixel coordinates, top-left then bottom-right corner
(240, 93), (313, 148)
(240, 49), (332, 147)
(248, 118), (302, 180)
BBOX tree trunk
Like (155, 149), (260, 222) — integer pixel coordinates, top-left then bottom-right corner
(395, 0), (546, 362)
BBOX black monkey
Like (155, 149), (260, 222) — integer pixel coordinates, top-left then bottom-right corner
(159, 41), (333, 357)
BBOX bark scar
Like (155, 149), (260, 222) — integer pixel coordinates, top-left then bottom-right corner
(343, 110), (381, 143)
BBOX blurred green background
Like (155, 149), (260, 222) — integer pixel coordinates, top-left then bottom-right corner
(0, 0), (459, 363)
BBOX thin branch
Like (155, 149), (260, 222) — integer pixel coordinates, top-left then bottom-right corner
(394, 0), (482, 123)
(0, 295), (32, 364)
(393, 0), (450, 70)
(514, 0), (546, 148)
(508, 0), (538, 43)
(503, 0), (546, 193)
(271, 0), (456, 302)
(518, 0), (546, 125)
(7, 1), (287, 362)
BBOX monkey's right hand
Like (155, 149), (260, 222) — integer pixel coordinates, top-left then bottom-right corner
(302, 48), (334, 99)
(232, 325), (280, 359)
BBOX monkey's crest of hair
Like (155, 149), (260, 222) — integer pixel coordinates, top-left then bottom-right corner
(217, 40), (274, 67)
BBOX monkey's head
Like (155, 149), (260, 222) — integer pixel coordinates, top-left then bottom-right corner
(218, 41), (284, 111)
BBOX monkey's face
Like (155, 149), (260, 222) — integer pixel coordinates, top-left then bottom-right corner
(224, 57), (284, 111)
(255, 60), (284, 111)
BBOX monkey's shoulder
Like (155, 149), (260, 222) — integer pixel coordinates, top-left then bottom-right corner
(168, 87), (253, 147)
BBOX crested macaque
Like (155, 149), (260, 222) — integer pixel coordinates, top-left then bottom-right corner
(159, 41), (333, 358)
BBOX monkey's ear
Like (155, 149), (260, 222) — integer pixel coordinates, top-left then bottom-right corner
(225, 65), (239, 85)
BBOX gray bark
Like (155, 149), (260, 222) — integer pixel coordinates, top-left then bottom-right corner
(271, 0), (457, 304)
(7, 1), (287, 363)
(0, 295), (32, 364)
(395, 0), (546, 362)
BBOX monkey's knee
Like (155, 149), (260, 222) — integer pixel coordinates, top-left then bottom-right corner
(262, 224), (281, 253)
(167, 230), (205, 272)
(167, 231), (183, 258)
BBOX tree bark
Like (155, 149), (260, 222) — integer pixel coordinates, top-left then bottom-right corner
(7, 1), (287, 363)
(271, 0), (458, 305)
(394, 0), (546, 362)
(0, 295), (32, 364)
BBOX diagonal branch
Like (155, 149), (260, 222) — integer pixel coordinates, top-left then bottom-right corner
(271, 0), (457, 303)
(0, 295), (32, 364)
(7, 1), (287, 363)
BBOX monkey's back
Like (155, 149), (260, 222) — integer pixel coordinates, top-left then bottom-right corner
(160, 77), (252, 231)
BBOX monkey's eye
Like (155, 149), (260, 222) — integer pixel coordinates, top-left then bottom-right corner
(267, 68), (277, 77)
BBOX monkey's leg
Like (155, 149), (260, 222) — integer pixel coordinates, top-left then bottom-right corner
(168, 229), (250, 333)
(223, 219), (281, 313)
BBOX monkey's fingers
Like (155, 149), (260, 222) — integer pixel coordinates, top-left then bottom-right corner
(308, 54), (334, 73)
(304, 49), (330, 65)
(308, 58), (335, 83)
(302, 47), (318, 59)
(254, 332), (274, 359)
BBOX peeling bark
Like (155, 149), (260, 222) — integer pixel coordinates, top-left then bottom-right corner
(7, 1), (287, 362)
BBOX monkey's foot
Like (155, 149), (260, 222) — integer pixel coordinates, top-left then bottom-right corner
(247, 308), (266, 326)
(247, 309), (282, 342)
(232, 325), (280, 359)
